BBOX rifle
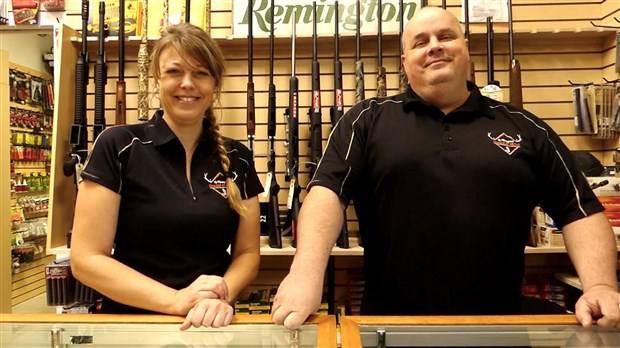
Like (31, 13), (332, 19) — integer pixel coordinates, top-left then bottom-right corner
(137, 0), (149, 122)
(330, 1), (349, 249)
(481, 17), (503, 102)
(486, 17), (498, 87)
(246, 0), (255, 159)
(307, 1), (322, 181)
(464, 0), (475, 83)
(185, 0), (190, 23)
(284, 8), (300, 248)
(507, 0), (523, 108)
(115, 0), (126, 125)
(266, 0), (282, 249)
(376, 0), (386, 97)
(63, 0), (89, 178)
(93, 0), (107, 141)
(398, 0), (407, 93)
(355, 0), (365, 101)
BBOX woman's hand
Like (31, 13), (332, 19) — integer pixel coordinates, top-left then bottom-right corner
(179, 298), (234, 330)
(174, 275), (229, 315)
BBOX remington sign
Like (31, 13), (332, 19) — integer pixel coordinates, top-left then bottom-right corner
(231, 0), (424, 37)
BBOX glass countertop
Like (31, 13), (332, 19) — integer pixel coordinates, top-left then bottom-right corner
(0, 314), (333, 348)
(341, 315), (620, 348)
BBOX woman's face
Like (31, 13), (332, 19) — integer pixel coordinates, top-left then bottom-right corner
(156, 46), (216, 125)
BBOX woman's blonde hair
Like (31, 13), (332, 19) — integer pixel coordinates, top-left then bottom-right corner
(150, 23), (247, 215)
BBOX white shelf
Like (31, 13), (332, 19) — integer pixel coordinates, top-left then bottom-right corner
(259, 236), (364, 256)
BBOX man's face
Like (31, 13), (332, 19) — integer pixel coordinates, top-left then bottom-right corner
(401, 8), (470, 90)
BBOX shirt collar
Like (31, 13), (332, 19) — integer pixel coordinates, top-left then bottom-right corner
(146, 110), (215, 147)
(403, 81), (495, 119)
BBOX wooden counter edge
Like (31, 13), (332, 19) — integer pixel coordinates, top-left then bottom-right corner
(340, 314), (580, 348)
(0, 313), (336, 346)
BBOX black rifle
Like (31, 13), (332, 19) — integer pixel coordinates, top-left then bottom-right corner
(267, 0), (282, 249)
(93, 0), (107, 141)
(115, 0), (126, 125)
(247, 0), (255, 159)
(398, 0), (407, 92)
(464, 0), (475, 83)
(355, 0), (365, 101)
(307, 1), (322, 181)
(486, 17), (499, 87)
(185, 0), (190, 22)
(376, 0), (386, 97)
(63, 0), (89, 178)
(330, 1), (349, 249)
(284, 8), (300, 248)
(508, 0), (523, 108)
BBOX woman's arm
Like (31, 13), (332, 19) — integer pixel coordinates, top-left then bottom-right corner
(223, 196), (261, 303)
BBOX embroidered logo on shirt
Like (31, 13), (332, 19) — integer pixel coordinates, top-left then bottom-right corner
(488, 132), (522, 155)
(204, 171), (238, 198)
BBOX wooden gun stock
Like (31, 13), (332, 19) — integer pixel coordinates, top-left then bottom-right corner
(508, 0), (523, 108)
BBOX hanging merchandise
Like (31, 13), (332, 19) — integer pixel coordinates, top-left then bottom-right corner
(11, 0), (39, 25)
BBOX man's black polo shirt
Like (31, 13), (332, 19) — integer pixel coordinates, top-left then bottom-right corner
(309, 82), (603, 315)
(81, 111), (263, 313)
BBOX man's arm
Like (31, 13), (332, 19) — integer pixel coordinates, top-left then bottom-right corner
(562, 212), (620, 328)
(271, 186), (343, 329)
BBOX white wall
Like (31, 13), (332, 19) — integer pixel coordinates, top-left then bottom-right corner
(0, 31), (53, 74)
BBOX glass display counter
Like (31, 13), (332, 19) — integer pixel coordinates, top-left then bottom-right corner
(340, 315), (620, 347)
(0, 313), (336, 347)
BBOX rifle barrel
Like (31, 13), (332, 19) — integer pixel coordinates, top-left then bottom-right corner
(355, 0), (365, 102)
(93, 0), (107, 141)
(246, 0), (255, 158)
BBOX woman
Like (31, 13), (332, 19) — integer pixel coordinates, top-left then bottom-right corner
(70, 23), (262, 330)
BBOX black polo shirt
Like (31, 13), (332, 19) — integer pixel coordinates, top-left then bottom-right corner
(309, 82), (603, 315)
(81, 110), (263, 313)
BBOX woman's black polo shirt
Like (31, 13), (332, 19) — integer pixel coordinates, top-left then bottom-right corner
(309, 82), (603, 315)
(81, 111), (263, 313)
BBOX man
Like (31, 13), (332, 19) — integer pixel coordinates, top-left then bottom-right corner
(271, 7), (620, 329)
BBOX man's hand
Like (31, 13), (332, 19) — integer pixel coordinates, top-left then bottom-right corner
(575, 285), (620, 329)
(271, 270), (323, 330)
(180, 298), (234, 330)
(173, 275), (229, 315)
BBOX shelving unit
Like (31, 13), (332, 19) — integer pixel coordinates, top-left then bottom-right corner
(6, 61), (56, 306)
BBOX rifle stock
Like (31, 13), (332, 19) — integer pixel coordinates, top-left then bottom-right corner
(508, 0), (523, 108)
(93, 1), (107, 141)
(115, 0), (126, 125)
(267, 0), (282, 249)
(247, 1), (255, 159)
(355, 0), (365, 102)
(64, 0), (89, 178)
(285, 8), (300, 248)
(376, 0), (386, 97)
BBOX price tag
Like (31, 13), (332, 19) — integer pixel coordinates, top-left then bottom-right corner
(287, 180), (296, 209)
(262, 172), (272, 198)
